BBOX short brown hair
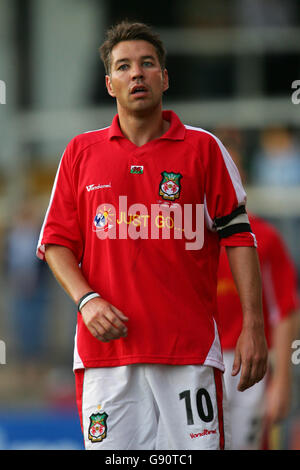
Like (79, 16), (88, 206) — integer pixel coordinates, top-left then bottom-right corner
(99, 21), (166, 75)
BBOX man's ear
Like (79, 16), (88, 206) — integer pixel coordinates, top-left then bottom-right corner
(163, 68), (169, 93)
(105, 75), (115, 97)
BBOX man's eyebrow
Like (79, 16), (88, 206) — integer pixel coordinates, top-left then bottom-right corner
(113, 55), (156, 67)
(140, 55), (156, 61)
(114, 58), (129, 66)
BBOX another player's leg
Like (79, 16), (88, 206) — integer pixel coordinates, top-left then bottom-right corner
(223, 351), (266, 449)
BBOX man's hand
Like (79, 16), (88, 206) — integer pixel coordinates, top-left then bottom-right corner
(232, 324), (268, 391)
(81, 297), (129, 343)
(225, 246), (268, 392)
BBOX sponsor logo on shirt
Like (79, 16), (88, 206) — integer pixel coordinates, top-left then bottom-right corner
(86, 183), (112, 192)
(93, 207), (114, 232)
(159, 171), (182, 201)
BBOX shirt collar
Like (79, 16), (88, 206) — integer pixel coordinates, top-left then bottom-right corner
(108, 110), (186, 141)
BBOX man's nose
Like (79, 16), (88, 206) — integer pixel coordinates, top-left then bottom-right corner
(131, 63), (144, 79)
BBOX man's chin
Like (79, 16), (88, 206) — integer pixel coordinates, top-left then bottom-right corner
(128, 100), (161, 116)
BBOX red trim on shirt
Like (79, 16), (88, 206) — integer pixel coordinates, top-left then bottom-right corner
(214, 368), (225, 450)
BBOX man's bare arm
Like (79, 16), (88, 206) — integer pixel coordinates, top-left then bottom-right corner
(265, 310), (300, 424)
(45, 244), (128, 342)
(225, 246), (268, 391)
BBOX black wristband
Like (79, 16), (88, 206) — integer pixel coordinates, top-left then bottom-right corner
(77, 291), (100, 312)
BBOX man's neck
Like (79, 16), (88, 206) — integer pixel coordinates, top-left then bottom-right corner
(117, 106), (169, 147)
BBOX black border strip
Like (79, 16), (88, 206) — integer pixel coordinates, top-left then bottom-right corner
(214, 205), (247, 229)
(218, 223), (252, 239)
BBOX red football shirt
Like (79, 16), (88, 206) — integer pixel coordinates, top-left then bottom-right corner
(37, 110), (256, 370)
(217, 214), (299, 349)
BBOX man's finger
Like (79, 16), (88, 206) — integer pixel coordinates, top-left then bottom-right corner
(237, 361), (252, 391)
(95, 316), (125, 341)
(248, 353), (267, 381)
(110, 305), (129, 321)
(231, 350), (241, 376)
(253, 359), (268, 385)
(87, 322), (110, 342)
(105, 309), (128, 335)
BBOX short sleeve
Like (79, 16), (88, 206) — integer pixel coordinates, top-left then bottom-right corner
(204, 135), (256, 247)
(36, 141), (83, 262)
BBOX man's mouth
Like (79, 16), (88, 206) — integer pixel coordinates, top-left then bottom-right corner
(130, 85), (148, 95)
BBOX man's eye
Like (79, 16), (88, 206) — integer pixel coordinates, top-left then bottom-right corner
(118, 64), (129, 71)
(143, 61), (153, 67)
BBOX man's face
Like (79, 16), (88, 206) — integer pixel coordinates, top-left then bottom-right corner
(105, 40), (169, 115)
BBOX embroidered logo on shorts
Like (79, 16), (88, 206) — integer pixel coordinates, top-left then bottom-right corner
(159, 171), (182, 201)
(88, 411), (108, 443)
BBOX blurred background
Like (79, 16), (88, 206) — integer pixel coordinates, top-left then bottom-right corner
(0, 0), (300, 449)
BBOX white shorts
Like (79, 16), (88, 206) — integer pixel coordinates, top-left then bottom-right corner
(223, 351), (267, 450)
(75, 363), (230, 450)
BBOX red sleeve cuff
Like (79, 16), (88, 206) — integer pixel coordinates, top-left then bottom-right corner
(220, 231), (257, 248)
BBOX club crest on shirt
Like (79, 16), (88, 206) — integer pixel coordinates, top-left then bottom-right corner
(159, 171), (182, 201)
(88, 411), (108, 443)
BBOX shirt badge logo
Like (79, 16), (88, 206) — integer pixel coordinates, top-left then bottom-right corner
(88, 411), (108, 443)
(93, 208), (114, 232)
(159, 171), (182, 201)
(130, 165), (144, 174)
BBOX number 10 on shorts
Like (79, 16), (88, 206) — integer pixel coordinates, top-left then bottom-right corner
(179, 389), (214, 425)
